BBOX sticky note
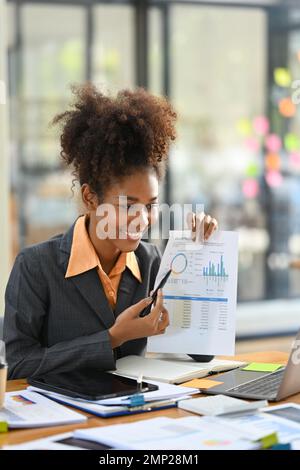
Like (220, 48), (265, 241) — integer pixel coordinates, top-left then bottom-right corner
(253, 116), (269, 136)
(0, 421), (8, 433)
(236, 118), (252, 136)
(242, 363), (283, 373)
(274, 68), (291, 87)
(265, 134), (282, 153)
(181, 379), (223, 389)
(257, 432), (279, 449)
(242, 179), (259, 199)
(265, 170), (283, 188)
(285, 133), (300, 152)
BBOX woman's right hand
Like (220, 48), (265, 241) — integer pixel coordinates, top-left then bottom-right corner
(108, 290), (169, 349)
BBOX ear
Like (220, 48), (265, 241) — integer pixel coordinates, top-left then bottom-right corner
(81, 184), (99, 210)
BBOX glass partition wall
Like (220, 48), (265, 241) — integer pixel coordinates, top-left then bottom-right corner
(6, 1), (300, 311)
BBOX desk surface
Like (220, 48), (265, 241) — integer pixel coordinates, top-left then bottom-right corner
(0, 351), (297, 448)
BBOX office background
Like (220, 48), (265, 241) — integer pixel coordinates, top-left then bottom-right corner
(1, 0), (300, 342)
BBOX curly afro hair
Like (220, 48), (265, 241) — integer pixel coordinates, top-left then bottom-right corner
(52, 83), (177, 200)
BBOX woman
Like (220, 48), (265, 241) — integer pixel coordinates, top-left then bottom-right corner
(4, 84), (218, 379)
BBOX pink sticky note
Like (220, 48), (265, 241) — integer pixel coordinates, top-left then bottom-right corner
(242, 179), (259, 198)
(253, 116), (269, 136)
(265, 170), (283, 187)
(265, 134), (282, 153)
(289, 152), (300, 169)
(244, 137), (260, 152)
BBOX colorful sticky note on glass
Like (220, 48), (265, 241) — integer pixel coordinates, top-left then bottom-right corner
(242, 179), (259, 199)
(289, 151), (300, 169)
(279, 97), (296, 118)
(265, 170), (283, 188)
(242, 362), (283, 373)
(285, 133), (300, 152)
(181, 378), (223, 389)
(245, 162), (260, 178)
(244, 137), (260, 152)
(253, 116), (269, 136)
(265, 153), (281, 171)
(274, 68), (292, 87)
(265, 134), (282, 153)
(236, 118), (252, 136)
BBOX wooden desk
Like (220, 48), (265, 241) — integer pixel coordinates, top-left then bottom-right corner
(1, 351), (298, 448)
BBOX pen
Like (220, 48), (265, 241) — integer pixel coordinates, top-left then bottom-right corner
(137, 373), (143, 393)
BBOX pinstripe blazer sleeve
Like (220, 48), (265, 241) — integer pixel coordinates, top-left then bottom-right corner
(4, 251), (116, 379)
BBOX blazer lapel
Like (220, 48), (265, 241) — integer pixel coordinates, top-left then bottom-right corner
(70, 269), (116, 330)
(58, 219), (116, 330)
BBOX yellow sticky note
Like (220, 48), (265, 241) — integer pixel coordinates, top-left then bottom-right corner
(242, 363), (283, 373)
(181, 378), (223, 389)
(257, 432), (279, 449)
(274, 68), (291, 87)
(0, 421), (8, 433)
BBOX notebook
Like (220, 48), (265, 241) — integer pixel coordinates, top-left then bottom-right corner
(111, 356), (247, 384)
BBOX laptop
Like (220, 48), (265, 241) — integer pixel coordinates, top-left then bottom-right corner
(201, 330), (300, 401)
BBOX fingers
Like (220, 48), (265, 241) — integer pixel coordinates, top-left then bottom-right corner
(148, 289), (164, 321)
(204, 216), (218, 240)
(186, 212), (195, 233)
(126, 296), (153, 317)
(187, 212), (218, 242)
(187, 211), (199, 241)
(158, 307), (170, 332)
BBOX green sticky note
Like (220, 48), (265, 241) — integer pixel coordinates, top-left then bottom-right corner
(257, 432), (279, 449)
(242, 362), (283, 373)
(0, 421), (8, 433)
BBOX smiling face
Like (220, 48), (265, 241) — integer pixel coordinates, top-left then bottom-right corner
(82, 168), (159, 254)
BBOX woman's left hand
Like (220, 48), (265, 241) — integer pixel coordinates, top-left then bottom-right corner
(187, 212), (218, 242)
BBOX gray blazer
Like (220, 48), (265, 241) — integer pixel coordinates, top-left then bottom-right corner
(3, 219), (161, 379)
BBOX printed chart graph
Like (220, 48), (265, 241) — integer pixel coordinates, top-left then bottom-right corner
(202, 255), (228, 279)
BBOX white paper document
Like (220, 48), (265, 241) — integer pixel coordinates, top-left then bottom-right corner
(147, 230), (239, 355)
(0, 391), (87, 428)
(74, 416), (259, 450)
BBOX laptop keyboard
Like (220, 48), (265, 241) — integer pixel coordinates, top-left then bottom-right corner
(227, 368), (285, 398)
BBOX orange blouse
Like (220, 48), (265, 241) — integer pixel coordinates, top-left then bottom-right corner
(65, 215), (142, 309)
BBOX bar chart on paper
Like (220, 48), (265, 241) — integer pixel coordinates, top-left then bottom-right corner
(147, 231), (239, 355)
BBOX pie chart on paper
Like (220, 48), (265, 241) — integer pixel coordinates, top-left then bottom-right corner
(170, 253), (188, 275)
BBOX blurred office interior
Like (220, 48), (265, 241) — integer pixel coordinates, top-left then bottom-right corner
(1, 0), (300, 347)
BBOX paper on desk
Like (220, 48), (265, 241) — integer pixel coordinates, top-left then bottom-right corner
(0, 391), (87, 428)
(219, 411), (300, 443)
(2, 432), (85, 450)
(147, 230), (239, 355)
(74, 415), (259, 450)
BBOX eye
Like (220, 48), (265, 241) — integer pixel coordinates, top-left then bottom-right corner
(146, 203), (159, 211)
